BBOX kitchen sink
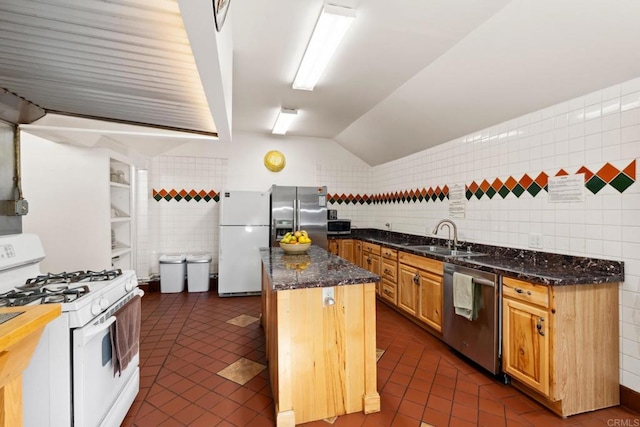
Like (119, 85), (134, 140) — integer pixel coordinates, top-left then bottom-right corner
(407, 245), (486, 257)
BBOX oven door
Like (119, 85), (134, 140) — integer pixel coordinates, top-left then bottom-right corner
(72, 292), (141, 427)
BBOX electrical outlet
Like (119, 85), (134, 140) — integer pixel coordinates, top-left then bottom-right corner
(322, 287), (335, 307)
(528, 233), (542, 249)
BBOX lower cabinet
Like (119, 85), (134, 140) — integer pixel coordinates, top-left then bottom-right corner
(395, 252), (443, 332)
(502, 276), (619, 417)
(354, 240), (362, 270)
(417, 270), (443, 332)
(328, 239), (355, 263)
(397, 265), (418, 315)
(380, 279), (397, 304)
(361, 242), (381, 275)
(502, 295), (549, 395)
(380, 247), (398, 304)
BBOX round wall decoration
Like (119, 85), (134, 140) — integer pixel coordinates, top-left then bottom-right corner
(264, 150), (286, 172)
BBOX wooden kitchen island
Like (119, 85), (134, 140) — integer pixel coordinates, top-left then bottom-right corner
(260, 245), (381, 426)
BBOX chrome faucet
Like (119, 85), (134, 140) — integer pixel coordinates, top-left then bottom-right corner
(433, 219), (458, 249)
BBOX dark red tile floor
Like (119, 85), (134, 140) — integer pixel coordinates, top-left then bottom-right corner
(124, 288), (640, 426)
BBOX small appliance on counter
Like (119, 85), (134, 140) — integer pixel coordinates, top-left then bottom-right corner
(327, 219), (351, 235)
(327, 209), (338, 220)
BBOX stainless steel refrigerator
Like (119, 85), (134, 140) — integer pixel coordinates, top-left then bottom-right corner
(269, 185), (328, 249)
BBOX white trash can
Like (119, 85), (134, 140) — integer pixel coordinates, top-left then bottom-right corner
(159, 254), (186, 293)
(186, 253), (212, 292)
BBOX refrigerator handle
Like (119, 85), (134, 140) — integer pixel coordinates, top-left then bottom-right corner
(272, 219), (277, 243)
(296, 199), (301, 231)
(293, 199), (297, 231)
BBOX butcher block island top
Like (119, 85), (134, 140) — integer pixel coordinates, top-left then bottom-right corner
(260, 245), (380, 426)
(0, 304), (61, 427)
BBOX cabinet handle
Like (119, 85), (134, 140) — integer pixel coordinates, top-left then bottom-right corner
(514, 287), (532, 296)
(383, 289), (391, 296)
(413, 273), (420, 284)
(384, 268), (391, 275)
(536, 317), (545, 336)
(367, 258), (371, 265)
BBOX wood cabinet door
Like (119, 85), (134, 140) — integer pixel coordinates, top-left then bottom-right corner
(354, 240), (362, 268)
(368, 255), (380, 276)
(328, 240), (338, 256)
(502, 297), (550, 396)
(418, 271), (442, 332)
(397, 264), (418, 316)
(340, 239), (355, 263)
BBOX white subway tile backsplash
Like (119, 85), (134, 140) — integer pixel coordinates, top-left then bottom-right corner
(622, 77), (640, 94)
(584, 90), (603, 106)
(621, 124), (640, 144)
(143, 156), (227, 275)
(602, 98), (621, 116)
(584, 118), (602, 135)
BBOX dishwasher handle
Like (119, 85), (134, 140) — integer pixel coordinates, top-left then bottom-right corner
(472, 277), (495, 288)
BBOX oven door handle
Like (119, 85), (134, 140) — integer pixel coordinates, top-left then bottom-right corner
(79, 316), (116, 346)
(77, 289), (144, 346)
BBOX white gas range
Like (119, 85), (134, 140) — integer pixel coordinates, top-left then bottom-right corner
(0, 234), (143, 427)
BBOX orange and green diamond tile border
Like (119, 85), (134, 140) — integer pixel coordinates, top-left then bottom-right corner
(326, 159), (635, 205)
(152, 189), (219, 202)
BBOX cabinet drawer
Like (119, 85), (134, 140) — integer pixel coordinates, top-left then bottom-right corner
(503, 277), (549, 308)
(362, 242), (381, 256)
(398, 252), (443, 276)
(381, 259), (397, 282)
(380, 279), (397, 305)
(381, 247), (397, 260)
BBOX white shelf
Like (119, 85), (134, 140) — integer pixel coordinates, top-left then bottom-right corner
(111, 217), (131, 223)
(111, 246), (131, 258)
(110, 181), (130, 189)
(110, 157), (134, 270)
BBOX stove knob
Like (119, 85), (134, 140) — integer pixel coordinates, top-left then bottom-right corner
(125, 280), (134, 292)
(91, 303), (102, 316)
(99, 297), (109, 310)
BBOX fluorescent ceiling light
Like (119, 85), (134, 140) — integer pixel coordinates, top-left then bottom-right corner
(272, 108), (298, 135)
(292, 4), (356, 91)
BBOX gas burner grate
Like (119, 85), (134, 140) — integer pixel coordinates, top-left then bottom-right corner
(20, 269), (123, 289)
(81, 269), (122, 282)
(1, 285), (92, 306)
(22, 271), (85, 288)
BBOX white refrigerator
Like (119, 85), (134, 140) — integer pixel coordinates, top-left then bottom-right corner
(218, 191), (270, 296)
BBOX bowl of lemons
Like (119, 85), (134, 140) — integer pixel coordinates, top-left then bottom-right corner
(279, 230), (312, 254)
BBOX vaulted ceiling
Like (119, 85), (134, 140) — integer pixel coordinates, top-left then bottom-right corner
(2, 1), (640, 165)
(232, 0), (640, 165)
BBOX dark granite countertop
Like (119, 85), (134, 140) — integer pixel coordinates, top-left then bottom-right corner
(260, 245), (380, 291)
(331, 229), (624, 286)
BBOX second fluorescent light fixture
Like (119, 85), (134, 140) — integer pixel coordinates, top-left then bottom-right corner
(292, 4), (356, 91)
(272, 108), (298, 135)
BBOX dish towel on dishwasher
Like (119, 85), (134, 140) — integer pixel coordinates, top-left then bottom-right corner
(453, 272), (475, 321)
(110, 294), (141, 376)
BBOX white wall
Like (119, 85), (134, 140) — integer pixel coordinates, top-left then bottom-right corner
(21, 134), (112, 272)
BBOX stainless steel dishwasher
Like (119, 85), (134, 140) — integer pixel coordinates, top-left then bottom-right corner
(442, 263), (501, 374)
